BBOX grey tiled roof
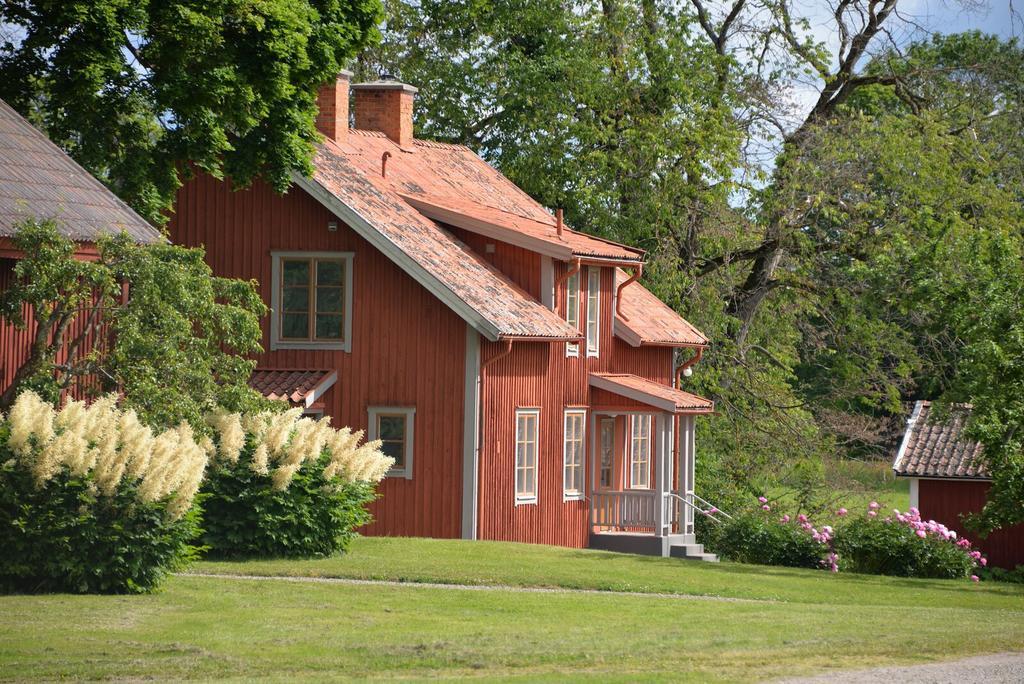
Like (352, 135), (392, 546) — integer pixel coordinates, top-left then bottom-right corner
(892, 401), (988, 480)
(0, 99), (161, 244)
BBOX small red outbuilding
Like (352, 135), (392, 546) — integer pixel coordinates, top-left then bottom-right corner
(893, 401), (1024, 569)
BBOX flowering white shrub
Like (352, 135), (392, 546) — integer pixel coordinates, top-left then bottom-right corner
(208, 407), (392, 489)
(200, 407), (393, 558)
(4, 390), (207, 519)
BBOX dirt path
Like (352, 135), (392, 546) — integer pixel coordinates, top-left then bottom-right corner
(181, 571), (764, 602)
(779, 651), (1024, 683)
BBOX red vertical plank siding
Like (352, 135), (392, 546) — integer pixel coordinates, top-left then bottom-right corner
(476, 263), (678, 547)
(446, 226), (542, 298)
(166, 174), (467, 539)
(919, 479), (1024, 569)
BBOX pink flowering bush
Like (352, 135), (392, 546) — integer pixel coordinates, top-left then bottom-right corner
(833, 507), (983, 579)
(701, 498), (832, 569)
(701, 497), (984, 580)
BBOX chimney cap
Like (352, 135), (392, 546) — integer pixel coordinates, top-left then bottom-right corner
(351, 80), (419, 94)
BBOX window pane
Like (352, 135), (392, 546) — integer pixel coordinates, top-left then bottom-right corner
(283, 286), (309, 312)
(315, 314), (343, 340)
(317, 260), (343, 286)
(378, 415), (406, 440)
(316, 287), (343, 313)
(381, 439), (405, 466)
(282, 313), (309, 338)
(283, 260), (310, 286)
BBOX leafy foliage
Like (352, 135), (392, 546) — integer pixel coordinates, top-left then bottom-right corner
(201, 442), (377, 558)
(0, 0), (382, 223)
(0, 219), (267, 428)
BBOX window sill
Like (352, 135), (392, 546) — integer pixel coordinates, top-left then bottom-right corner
(515, 497), (537, 506)
(271, 339), (350, 352)
(386, 469), (412, 480)
(563, 492), (584, 502)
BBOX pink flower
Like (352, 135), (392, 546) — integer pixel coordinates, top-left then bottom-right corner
(797, 514), (808, 523)
(869, 501), (880, 510)
(867, 510), (877, 518)
(837, 507), (848, 517)
(916, 530), (927, 538)
(980, 558), (988, 567)
(758, 496), (768, 504)
(709, 507), (718, 514)
(971, 575), (979, 583)
(780, 514), (791, 523)
(761, 504), (771, 511)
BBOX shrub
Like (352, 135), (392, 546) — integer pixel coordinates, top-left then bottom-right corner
(200, 408), (392, 558)
(702, 509), (830, 569)
(834, 507), (979, 579)
(0, 392), (207, 593)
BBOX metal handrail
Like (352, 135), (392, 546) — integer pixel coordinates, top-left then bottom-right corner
(689, 492), (734, 521)
(667, 491), (732, 525)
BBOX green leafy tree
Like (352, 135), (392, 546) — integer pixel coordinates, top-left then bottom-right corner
(0, 0), (382, 224)
(0, 219), (268, 428)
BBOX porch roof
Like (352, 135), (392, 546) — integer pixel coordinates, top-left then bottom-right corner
(249, 368), (337, 408)
(589, 373), (714, 415)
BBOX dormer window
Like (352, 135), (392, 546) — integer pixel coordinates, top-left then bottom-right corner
(271, 251), (353, 351)
(586, 267), (600, 357)
(565, 270), (580, 357)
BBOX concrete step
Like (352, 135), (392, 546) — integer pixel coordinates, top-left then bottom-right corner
(669, 543), (719, 562)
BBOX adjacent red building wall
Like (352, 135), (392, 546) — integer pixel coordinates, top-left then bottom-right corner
(168, 174), (468, 539)
(919, 479), (1024, 569)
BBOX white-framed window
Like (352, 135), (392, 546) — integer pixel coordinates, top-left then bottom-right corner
(565, 270), (580, 357)
(629, 414), (651, 489)
(515, 409), (539, 503)
(586, 267), (600, 357)
(270, 251), (353, 352)
(563, 409), (586, 500)
(368, 406), (415, 479)
(599, 418), (615, 489)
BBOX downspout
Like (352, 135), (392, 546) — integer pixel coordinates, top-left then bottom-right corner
(554, 257), (582, 311)
(615, 264), (642, 320)
(676, 346), (704, 389)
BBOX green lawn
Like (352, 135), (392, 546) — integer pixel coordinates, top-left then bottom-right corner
(2, 538), (1023, 682)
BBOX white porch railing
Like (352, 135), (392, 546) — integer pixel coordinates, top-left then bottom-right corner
(591, 490), (660, 528)
(591, 490), (730, 535)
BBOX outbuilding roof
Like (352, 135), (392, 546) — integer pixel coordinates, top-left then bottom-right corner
(0, 98), (161, 244)
(295, 138), (581, 342)
(613, 269), (708, 347)
(892, 401), (989, 480)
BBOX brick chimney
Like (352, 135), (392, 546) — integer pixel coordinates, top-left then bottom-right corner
(351, 79), (418, 149)
(315, 70), (353, 142)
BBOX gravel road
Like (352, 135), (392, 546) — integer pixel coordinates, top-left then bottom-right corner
(779, 651), (1024, 683)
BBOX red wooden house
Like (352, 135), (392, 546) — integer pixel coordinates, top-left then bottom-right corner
(0, 99), (162, 394)
(893, 401), (1024, 569)
(167, 73), (718, 558)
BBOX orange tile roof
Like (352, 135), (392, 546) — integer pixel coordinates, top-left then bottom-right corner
(339, 130), (642, 263)
(0, 99), (161, 244)
(250, 369), (337, 407)
(402, 194), (643, 263)
(614, 269), (707, 347)
(590, 373), (714, 414)
(892, 401), (988, 480)
(300, 138), (580, 341)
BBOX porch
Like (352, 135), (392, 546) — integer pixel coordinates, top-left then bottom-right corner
(586, 373), (720, 559)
